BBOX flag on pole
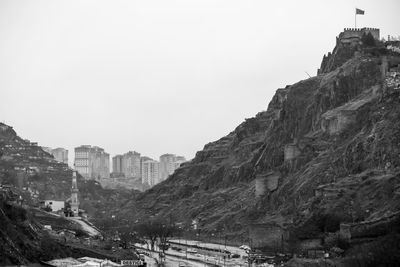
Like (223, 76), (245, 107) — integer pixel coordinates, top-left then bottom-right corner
(356, 8), (365, 15)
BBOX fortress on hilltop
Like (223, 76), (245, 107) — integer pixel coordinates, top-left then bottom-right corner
(338, 27), (380, 44)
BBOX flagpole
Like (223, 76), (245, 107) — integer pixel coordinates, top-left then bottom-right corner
(355, 8), (357, 28)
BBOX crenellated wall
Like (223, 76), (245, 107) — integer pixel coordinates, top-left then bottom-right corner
(339, 27), (380, 41)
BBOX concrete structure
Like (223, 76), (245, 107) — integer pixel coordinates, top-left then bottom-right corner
(141, 158), (159, 186)
(159, 154), (186, 182)
(52, 148), (68, 164)
(44, 200), (65, 212)
(93, 147), (110, 179)
(122, 151), (141, 179)
(71, 171), (79, 216)
(74, 145), (110, 180)
(41, 146), (68, 164)
(112, 154), (123, 175)
(159, 154), (176, 181)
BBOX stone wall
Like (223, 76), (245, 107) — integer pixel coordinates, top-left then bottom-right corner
(298, 239), (323, 251)
(321, 110), (357, 135)
(255, 175), (267, 198)
(255, 172), (281, 197)
(284, 144), (301, 161)
(339, 28), (380, 41)
(340, 212), (400, 241)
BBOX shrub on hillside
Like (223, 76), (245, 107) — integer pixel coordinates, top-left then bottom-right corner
(361, 32), (376, 47)
(3, 202), (27, 221)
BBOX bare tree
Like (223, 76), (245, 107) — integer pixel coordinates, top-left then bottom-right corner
(134, 220), (179, 252)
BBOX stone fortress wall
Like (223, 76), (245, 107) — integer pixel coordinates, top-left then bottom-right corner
(339, 27), (380, 41)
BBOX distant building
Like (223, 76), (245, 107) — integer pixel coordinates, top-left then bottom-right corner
(93, 146), (110, 179)
(52, 148), (68, 164)
(122, 151), (141, 179)
(74, 145), (110, 180)
(112, 154), (124, 176)
(41, 146), (68, 164)
(159, 154), (176, 182)
(141, 157), (159, 186)
(42, 147), (53, 154)
(174, 156), (186, 169)
(159, 154), (186, 182)
(44, 200), (65, 212)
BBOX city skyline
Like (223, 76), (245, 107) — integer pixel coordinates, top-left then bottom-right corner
(71, 144), (186, 186)
(42, 141), (189, 168)
(1, 0), (399, 168)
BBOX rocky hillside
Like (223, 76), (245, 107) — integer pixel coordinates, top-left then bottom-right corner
(121, 32), (400, 250)
(0, 123), (135, 221)
(0, 193), (74, 264)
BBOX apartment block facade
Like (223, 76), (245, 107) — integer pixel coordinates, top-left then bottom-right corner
(122, 151), (141, 178)
(74, 145), (110, 180)
(112, 155), (124, 175)
(42, 146), (68, 164)
(141, 157), (159, 186)
(159, 154), (186, 182)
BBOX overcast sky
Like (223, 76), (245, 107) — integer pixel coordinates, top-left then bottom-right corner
(1, 0), (399, 165)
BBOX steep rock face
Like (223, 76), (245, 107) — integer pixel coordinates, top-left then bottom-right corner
(121, 35), (400, 245)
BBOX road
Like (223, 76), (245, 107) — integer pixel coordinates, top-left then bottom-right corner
(136, 239), (249, 267)
(142, 248), (212, 267)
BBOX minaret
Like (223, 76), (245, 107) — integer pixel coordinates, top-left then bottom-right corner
(71, 171), (79, 216)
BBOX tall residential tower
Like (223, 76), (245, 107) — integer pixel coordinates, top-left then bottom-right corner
(74, 145), (110, 180)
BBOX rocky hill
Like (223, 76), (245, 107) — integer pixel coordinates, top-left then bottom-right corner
(120, 31), (400, 256)
(0, 124), (139, 264)
(0, 192), (74, 264)
(0, 123), (135, 223)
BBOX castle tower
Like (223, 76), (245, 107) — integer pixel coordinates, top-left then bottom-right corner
(71, 171), (79, 216)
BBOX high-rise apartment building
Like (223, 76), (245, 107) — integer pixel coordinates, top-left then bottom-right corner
(159, 154), (186, 182)
(112, 155), (124, 175)
(141, 157), (159, 186)
(112, 151), (141, 178)
(159, 154), (176, 181)
(122, 151), (141, 178)
(74, 145), (110, 180)
(42, 146), (68, 164)
(52, 148), (69, 164)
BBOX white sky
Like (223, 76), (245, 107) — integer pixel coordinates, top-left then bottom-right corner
(1, 0), (399, 165)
